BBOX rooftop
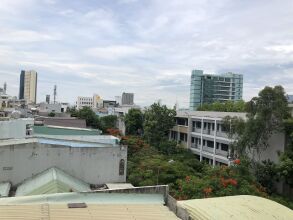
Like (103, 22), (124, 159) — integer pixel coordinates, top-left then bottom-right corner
(0, 136), (119, 148)
(176, 110), (247, 120)
(178, 195), (293, 220)
(16, 167), (91, 197)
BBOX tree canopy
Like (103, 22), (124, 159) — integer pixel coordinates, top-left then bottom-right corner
(143, 102), (176, 146)
(197, 100), (246, 112)
(225, 86), (290, 158)
(124, 108), (143, 135)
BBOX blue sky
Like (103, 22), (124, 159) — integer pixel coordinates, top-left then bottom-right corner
(0, 0), (293, 107)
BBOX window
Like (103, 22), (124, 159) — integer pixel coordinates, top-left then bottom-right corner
(207, 140), (214, 148)
(196, 121), (201, 129)
(216, 142), (220, 149)
(119, 159), (125, 175)
(221, 144), (228, 151)
(191, 137), (195, 143)
(180, 133), (187, 142)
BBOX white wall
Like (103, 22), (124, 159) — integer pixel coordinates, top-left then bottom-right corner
(0, 119), (33, 140)
(0, 142), (127, 185)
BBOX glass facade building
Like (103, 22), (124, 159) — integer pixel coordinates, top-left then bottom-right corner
(190, 69), (243, 110)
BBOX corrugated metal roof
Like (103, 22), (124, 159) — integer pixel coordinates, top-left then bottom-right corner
(16, 167), (90, 196)
(0, 182), (11, 197)
(178, 195), (293, 220)
(0, 204), (179, 220)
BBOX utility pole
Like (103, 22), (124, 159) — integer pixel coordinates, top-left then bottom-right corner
(53, 85), (57, 104)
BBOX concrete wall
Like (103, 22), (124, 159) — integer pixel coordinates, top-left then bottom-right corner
(0, 118), (33, 140)
(249, 132), (286, 163)
(0, 142), (127, 185)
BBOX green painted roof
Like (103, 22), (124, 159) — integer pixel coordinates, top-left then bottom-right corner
(16, 167), (91, 197)
(33, 125), (100, 136)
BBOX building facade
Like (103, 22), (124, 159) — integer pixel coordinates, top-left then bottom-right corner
(170, 111), (285, 166)
(0, 136), (127, 185)
(121, 93), (134, 105)
(190, 70), (243, 110)
(0, 118), (34, 140)
(19, 70), (38, 104)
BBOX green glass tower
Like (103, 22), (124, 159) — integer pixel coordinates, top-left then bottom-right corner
(189, 69), (243, 110)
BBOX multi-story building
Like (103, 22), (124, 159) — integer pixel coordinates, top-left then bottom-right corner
(76, 94), (103, 110)
(19, 70), (38, 104)
(170, 111), (285, 166)
(122, 92), (134, 105)
(190, 70), (243, 110)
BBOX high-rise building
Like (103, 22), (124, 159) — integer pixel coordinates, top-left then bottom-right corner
(189, 70), (243, 110)
(121, 92), (134, 105)
(19, 70), (38, 104)
(46, 95), (50, 104)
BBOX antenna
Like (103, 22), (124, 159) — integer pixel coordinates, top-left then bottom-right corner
(3, 82), (7, 94)
(53, 85), (57, 104)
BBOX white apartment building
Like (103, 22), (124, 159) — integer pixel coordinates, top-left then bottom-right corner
(76, 94), (103, 110)
(170, 111), (285, 166)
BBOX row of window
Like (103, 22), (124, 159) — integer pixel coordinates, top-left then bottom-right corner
(191, 137), (229, 151)
(192, 121), (228, 132)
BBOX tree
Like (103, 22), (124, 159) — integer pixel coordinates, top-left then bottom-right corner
(124, 108), (143, 135)
(225, 86), (290, 159)
(100, 115), (118, 132)
(76, 107), (100, 128)
(143, 102), (176, 146)
(197, 100), (246, 112)
(48, 112), (55, 117)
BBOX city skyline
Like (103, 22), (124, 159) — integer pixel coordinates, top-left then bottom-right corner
(0, 0), (293, 107)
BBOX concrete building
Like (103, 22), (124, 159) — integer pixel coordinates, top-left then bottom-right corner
(19, 70), (38, 104)
(76, 96), (93, 109)
(122, 92), (134, 105)
(0, 118), (34, 140)
(190, 70), (243, 110)
(76, 94), (103, 110)
(0, 136), (127, 186)
(170, 111), (285, 166)
(39, 102), (62, 114)
(0, 83), (26, 111)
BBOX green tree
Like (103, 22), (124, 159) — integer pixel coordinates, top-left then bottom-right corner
(225, 86), (290, 158)
(100, 115), (118, 132)
(48, 112), (55, 117)
(124, 108), (143, 135)
(76, 107), (100, 128)
(143, 102), (176, 146)
(197, 100), (246, 112)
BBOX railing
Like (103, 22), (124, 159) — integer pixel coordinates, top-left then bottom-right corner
(202, 146), (214, 153)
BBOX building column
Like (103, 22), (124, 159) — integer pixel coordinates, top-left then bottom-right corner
(200, 118), (203, 162)
(187, 116), (191, 149)
(213, 120), (217, 167)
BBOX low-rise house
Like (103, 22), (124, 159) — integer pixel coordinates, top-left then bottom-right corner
(0, 136), (126, 186)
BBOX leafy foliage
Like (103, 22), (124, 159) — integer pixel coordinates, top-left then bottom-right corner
(100, 115), (117, 132)
(197, 100), (247, 112)
(124, 108), (143, 135)
(48, 112), (55, 117)
(224, 86), (290, 159)
(143, 102), (176, 146)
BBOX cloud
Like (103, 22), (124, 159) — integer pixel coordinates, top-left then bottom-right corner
(0, 0), (293, 107)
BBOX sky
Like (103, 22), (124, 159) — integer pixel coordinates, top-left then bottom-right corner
(0, 0), (293, 108)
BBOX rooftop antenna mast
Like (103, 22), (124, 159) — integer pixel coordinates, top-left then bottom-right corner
(53, 85), (57, 104)
(3, 82), (7, 94)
